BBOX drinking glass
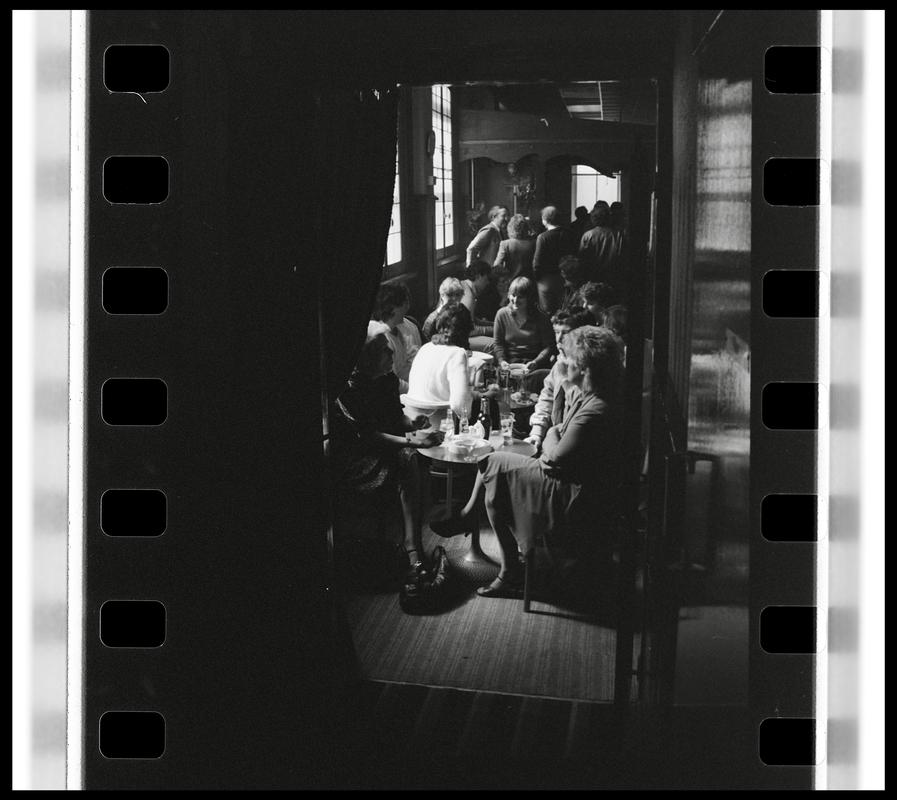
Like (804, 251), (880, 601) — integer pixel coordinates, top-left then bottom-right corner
(498, 364), (510, 389)
(500, 413), (514, 444)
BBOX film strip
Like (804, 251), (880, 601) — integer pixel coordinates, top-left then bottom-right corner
(80, 11), (827, 789)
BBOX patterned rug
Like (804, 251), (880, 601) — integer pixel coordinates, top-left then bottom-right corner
(341, 523), (619, 702)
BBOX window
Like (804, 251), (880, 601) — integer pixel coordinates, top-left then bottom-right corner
(432, 85), (454, 253)
(571, 164), (619, 211)
(385, 148), (402, 266)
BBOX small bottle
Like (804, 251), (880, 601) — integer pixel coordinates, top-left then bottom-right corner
(479, 401), (491, 442)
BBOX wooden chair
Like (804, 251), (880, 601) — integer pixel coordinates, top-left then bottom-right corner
(522, 504), (626, 613)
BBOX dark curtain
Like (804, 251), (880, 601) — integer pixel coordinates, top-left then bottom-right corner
(314, 87), (399, 404)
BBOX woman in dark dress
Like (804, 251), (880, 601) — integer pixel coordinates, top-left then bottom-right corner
(332, 324), (444, 578)
(432, 325), (624, 596)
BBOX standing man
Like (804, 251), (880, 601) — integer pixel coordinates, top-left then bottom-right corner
(578, 204), (618, 286)
(466, 205), (509, 267)
(569, 205), (591, 243)
(532, 205), (575, 315)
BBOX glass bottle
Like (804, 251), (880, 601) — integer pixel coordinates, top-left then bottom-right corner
(479, 400), (491, 442)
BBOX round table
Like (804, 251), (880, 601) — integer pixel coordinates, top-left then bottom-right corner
(417, 431), (536, 564)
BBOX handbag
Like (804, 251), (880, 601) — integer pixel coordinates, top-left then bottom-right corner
(398, 545), (453, 615)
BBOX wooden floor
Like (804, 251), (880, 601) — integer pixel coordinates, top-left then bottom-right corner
(343, 523), (622, 702)
(325, 680), (809, 790)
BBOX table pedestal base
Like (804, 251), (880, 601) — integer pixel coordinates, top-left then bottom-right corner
(463, 526), (497, 565)
(420, 430), (535, 570)
(446, 463), (497, 566)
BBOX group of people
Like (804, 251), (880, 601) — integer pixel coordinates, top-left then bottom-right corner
(330, 201), (631, 602)
(467, 200), (631, 317)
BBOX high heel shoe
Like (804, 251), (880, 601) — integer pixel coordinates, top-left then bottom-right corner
(476, 573), (524, 598)
(402, 555), (428, 585)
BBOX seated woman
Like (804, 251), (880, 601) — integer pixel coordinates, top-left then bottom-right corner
(331, 323), (444, 580)
(524, 308), (593, 452)
(405, 304), (499, 423)
(432, 325), (624, 597)
(493, 275), (556, 377)
(461, 260), (499, 354)
(421, 277), (465, 343)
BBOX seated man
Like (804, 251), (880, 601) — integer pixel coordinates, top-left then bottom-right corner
(578, 281), (617, 326)
(558, 254), (588, 313)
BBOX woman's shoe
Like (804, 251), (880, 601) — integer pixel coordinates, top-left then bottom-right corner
(403, 559), (427, 585)
(429, 514), (469, 538)
(476, 573), (524, 598)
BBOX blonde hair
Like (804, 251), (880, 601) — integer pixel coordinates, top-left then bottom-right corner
(437, 276), (464, 308)
(508, 275), (538, 307)
(565, 325), (624, 397)
(507, 213), (531, 239)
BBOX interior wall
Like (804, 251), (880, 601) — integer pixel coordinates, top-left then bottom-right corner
(644, 5), (757, 717)
(667, 14), (699, 414)
(385, 86), (435, 319)
(469, 154), (544, 226)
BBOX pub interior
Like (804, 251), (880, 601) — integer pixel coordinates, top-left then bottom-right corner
(328, 64), (757, 778)
(333, 79), (657, 692)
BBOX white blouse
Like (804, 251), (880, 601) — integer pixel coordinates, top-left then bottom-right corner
(404, 342), (472, 419)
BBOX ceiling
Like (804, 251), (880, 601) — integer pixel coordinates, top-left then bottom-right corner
(461, 81), (657, 127)
(298, 11), (677, 87)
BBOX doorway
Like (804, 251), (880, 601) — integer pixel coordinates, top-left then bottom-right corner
(340, 78), (657, 703)
(571, 165), (621, 212)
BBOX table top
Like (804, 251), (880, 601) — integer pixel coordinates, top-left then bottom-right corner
(416, 431), (536, 465)
(507, 390), (539, 410)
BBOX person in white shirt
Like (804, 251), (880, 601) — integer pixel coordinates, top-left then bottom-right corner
(405, 305), (500, 422)
(370, 283), (421, 393)
(405, 305), (474, 421)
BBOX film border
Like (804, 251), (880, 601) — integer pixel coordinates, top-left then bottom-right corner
(80, 10), (822, 789)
